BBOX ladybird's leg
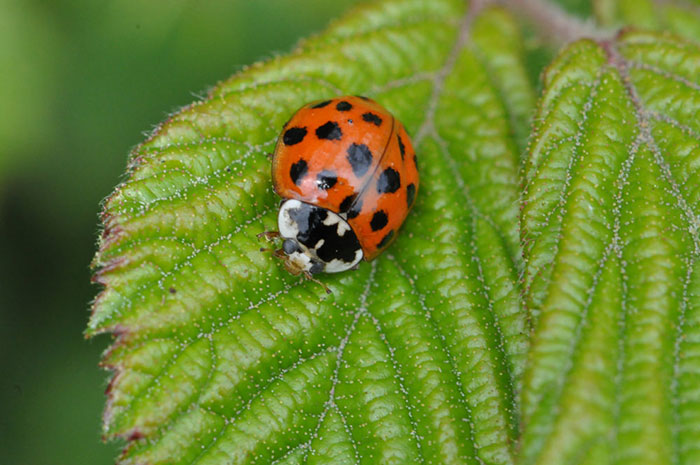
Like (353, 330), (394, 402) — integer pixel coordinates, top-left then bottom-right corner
(257, 230), (281, 241)
(303, 271), (332, 294)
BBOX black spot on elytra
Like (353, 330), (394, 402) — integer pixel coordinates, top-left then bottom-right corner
(287, 202), (361, 263)
(336, 101), (352, 111)
(290, 159), (308, 185)
(283, 127), (307, 146)
(377, 230), (394, 249)
(339, 194), (357, 213)
(316, 121), (342, 140)
(413, 154), (418, 166)
(347, 197), (363, 219)
(370, 210), (388, 231)
(317, 171), (338, 190)
(406, 183), (416, 207)
(377, 167), (401, 193)
(311, 100), (331, 108)
(398, 135), (406, 159)
(346, 143), (373, 177)
(362, 112), (382, 126)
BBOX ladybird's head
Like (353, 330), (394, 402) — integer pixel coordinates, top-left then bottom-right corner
(277, 199), (363, 274)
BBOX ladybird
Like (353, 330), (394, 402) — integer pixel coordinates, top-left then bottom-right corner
(263, 96), (419, 279)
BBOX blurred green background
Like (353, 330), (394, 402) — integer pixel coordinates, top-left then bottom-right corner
(0, 0), (359, 463)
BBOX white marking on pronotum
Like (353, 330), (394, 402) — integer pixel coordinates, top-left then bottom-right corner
(286, 250), (313, 273)
(278, 199), (303, 239)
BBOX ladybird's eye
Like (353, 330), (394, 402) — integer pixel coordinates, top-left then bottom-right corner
(283, 239), (300, 255)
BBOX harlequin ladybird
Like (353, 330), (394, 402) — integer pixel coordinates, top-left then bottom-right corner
(262, 96), (419, 279)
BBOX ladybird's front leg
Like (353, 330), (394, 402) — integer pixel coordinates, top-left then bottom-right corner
(304, 271), (332, 295)
(259, 245), (288, 262)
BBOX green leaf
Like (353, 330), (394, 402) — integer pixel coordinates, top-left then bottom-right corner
(594, 0), (700, 43)
(520, 30), (700, 465)
(88, 1), (534, 463)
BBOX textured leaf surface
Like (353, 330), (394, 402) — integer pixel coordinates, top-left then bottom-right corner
(595, 0), (700, 43)
(520, 29), (700, 465)
(88, 0), (535, 463)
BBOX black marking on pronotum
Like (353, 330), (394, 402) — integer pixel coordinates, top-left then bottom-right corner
(346, 143), (373, 177)
(398, 135), (406, 159)
(290, 160), (308, 185)
(311, 100), (331, 108)
(346, 197), (363, 219)
(287, 202), (361, 263)
(283, 127), (307, 145)
(316, 121), (342, 140)
(406, 183), (416, 207)
(377, 167), (401, 193)
(370, 210), (388, 231)
(339, 193), (357, 213)
(377, 230), (394, 249)
(362, 112), (382, 126)
(316, 171), (338, 190)
(336, 101), (352, 111)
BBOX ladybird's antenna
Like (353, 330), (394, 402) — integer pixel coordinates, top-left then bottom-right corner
(257, 231), (281, 241)
(259, 247), (288, 263)
(258, 231), (283, 255)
